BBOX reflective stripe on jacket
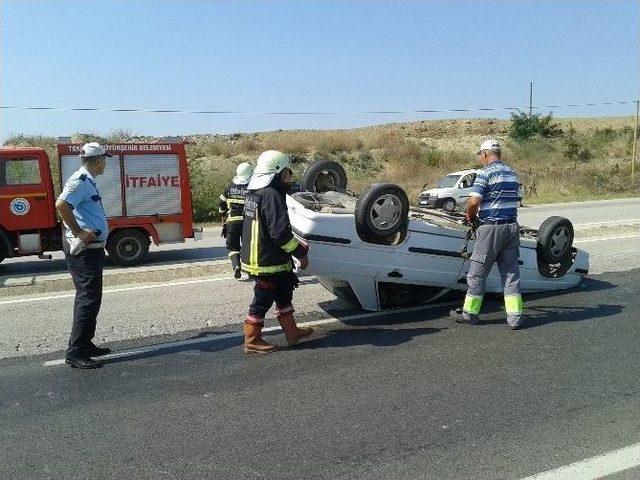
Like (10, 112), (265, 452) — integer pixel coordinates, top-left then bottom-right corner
(219, 182), (248, 222)
(240, 186), (300, 276)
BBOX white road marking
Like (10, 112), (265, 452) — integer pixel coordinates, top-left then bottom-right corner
(526, 197), (640, 208)
(42, 301), (458, 367)
(519, 442), (640, 480)
(574, 218), (640, 227)
(575, 234), (640, 244)
(0, 276), (235, 306)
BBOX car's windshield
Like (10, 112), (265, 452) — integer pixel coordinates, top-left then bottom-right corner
(437, 175), (461, 188)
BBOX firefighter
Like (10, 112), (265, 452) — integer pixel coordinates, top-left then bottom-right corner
(219, 162), (253, 279)
(240, 150), (312, 353)
(449, 139), (524, 329)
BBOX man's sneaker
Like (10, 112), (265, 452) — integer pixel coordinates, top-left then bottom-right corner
(509, 322), (525, 330)
(234, 266), (242, 279)
(65, 356), (103, 369)
(449, 308), (480, 325)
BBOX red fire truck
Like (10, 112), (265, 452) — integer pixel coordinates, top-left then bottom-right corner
(0, 140), (202, 266)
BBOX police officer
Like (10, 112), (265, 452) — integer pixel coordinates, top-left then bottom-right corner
(450, 139), (524, 329)
(240, 150), (312, 353)
(219, 162), (253, 279)
(55, 142), (111, 368)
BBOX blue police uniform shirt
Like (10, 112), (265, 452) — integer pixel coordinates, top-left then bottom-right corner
(58, 166), (109, 242)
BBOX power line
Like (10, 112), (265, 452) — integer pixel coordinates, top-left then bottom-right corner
(0, 100), (636, 116)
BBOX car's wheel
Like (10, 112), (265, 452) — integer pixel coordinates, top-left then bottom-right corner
(106, 229), (150, 266)
(537, 216), (574, 263)
(301, 159), (348, 193)
(442, 198), (456, 212)
(355, 183), (409, 243)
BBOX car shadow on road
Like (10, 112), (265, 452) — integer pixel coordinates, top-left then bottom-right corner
(295, 326), (443, 350)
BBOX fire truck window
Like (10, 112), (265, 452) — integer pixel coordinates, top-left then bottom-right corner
(5, 159), (41, 185)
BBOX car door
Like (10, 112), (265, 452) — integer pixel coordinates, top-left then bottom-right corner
(0, 153), (55, 231)
(455, 173), (476, 207)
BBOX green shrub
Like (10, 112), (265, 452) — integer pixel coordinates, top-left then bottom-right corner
(423, 149), (442, 167)
(508, 111), (563, 142)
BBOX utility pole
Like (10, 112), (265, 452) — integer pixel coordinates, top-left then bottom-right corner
(633, 100), (639, 186)
(529, 81), (533, 117)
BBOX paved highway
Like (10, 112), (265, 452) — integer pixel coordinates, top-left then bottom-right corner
(1, 198), (640, 479)
(1, 269), (639, 479)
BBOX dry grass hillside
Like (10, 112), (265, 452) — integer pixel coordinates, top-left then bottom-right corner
(3, 116), (638, 222)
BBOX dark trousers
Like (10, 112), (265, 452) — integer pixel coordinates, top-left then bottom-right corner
(249, 273), (298, 319)
(65, 248), (105, 357)
(226, 221), (242, 269)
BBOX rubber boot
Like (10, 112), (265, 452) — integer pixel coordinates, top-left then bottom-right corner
(243, 320), (277, 354)
(277, 312), (313, 346)
(230, 252), (241, 279)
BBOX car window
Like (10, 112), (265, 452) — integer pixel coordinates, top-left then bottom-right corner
(4, 159), (42, 186)
(437, 175), (460, 188)
(459, 174), (476, 188)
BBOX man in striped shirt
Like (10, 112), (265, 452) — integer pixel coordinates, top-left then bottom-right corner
(450, 139), (524, 329)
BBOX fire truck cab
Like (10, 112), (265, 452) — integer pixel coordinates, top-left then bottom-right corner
(0, 141), (202, 266)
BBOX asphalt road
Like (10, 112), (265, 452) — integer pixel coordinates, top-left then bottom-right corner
(1, 198), (640, 479)
(2, 197), (638, 277)
(1, 269), (639, 480)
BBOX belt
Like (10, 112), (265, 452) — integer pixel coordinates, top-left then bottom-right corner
(86, 241), (106, 249)
(480, 219), (517, 225)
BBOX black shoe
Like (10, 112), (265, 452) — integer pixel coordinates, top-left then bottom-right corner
(234, 266), (242, 279)
(65, 356), (103, 369)
(449, 308), (480, 325)
(88, 344), (112, 356)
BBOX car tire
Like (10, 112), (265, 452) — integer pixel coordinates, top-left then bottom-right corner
(106, 229), (150, 266)
(301, 159), (348, 193)
(442, 198), (456, 212)
(537, 216), (574, 264)
(355, 183), (409, 243)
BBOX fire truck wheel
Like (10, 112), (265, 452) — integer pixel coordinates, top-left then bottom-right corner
(107, 229), (150, 266)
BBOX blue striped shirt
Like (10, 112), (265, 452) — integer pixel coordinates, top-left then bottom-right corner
(470, 161), (520, 222)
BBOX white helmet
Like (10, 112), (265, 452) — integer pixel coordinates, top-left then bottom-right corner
(247, 150), (292, 190)
(233, 162), (254, 185)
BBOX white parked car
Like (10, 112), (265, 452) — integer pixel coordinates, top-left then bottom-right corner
(419, 169), (523, 212)
(291, 160), (587, 311)
(418, 169), (477, 212)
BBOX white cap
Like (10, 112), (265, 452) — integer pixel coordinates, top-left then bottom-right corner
(476, 139), (501, 154)
(79, 142), (112, 159)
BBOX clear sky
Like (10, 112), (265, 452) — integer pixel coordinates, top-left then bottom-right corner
(1, 0), (638, 141)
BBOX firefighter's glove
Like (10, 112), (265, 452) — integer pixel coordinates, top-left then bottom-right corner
(221, 223), (228, 238)
(295, 256), (309, 271)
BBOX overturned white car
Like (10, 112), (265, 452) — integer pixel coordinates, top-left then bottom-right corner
(289, 160), (589, 311)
